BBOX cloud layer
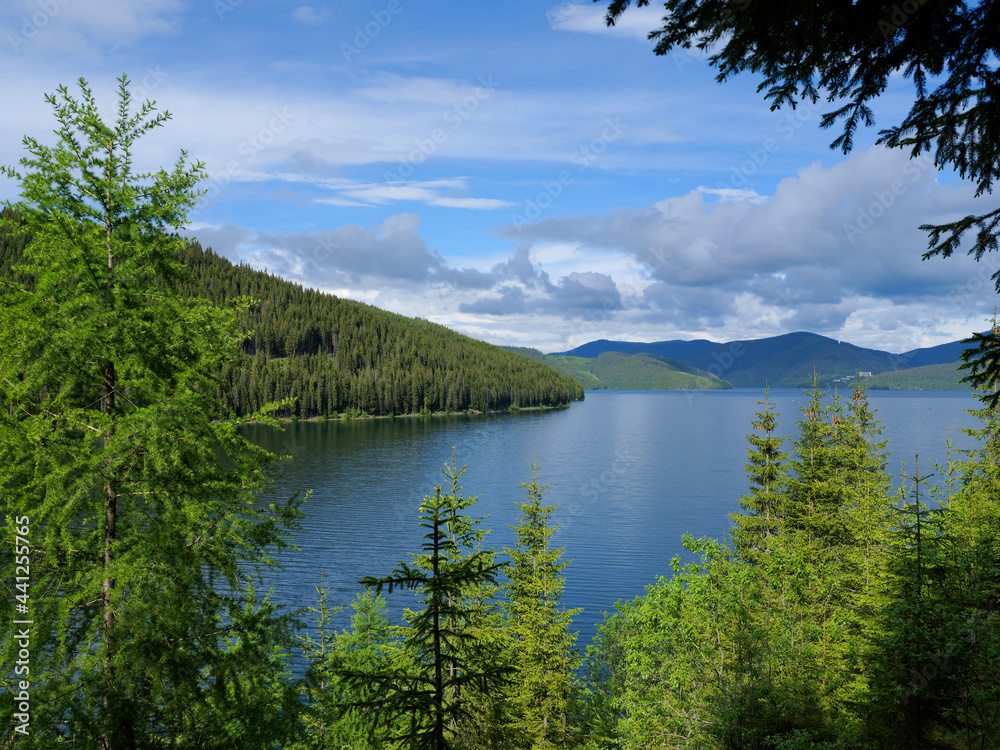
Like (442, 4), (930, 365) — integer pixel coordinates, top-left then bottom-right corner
(189, 147), (998, 353)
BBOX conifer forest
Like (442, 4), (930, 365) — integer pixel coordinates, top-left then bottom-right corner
(2, 19), (1000, 749)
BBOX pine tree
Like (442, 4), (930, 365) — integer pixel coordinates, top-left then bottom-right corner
(0, 76), (303, 748)
(785, 379), (852, 556)
(337, 455), (512, 750)
(838, 385), (894, 603)
(731, 388), (789, 561)
(503, 462), (582, 749)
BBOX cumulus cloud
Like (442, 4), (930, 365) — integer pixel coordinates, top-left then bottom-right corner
(187, 213), (492, 291)
(458, 265), (622, 317)
(496, 146), (998, 347)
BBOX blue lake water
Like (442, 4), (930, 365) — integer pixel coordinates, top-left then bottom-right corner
(244, 388), (983, 654)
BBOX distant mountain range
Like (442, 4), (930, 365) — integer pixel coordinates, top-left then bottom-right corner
(549, 332), (973, 389)
(506, 348), (731, 391)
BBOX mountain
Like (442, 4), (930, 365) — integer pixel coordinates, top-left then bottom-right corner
(555, 338), (718, 361)
(0, 209), (584, 417)
(505, 348), (730, 390)
(553, 331), (973, 388)
(899, 339), (971, 368)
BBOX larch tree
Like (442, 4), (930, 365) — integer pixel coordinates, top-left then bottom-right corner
(0, 76), (304, 749)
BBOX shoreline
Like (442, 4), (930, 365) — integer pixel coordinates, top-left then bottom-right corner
(253, 402), (575, 424)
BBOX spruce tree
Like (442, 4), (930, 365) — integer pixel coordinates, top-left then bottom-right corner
(838, 385), (894, 602)
(0, 76), (303, 748)
(338, 456), (511, 750)
(731, 388), (789, 561)
(785, 379), (852, 556)
(503, 462), (581, 749)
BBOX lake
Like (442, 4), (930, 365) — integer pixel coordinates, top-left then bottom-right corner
(244, 388), (983, 655)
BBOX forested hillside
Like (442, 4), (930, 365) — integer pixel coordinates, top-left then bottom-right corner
(0, 208), (583, 418)
(505, 347), (731, 390)
(864, 361), (972, 390)
(585, 351), (730, 389)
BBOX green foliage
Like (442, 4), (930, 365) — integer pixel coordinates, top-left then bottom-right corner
(503, 463), (582, 749)
(539, 355), (607, 391)
(503, 346), (549, 362)
(0, 76), (303, 748)
(336, 456), (512, 750)
(506, 348), (733, 391)
(784, 381), (852, 554)
(296, 577), (399, 749)
(586, 352), (731, 390)
(588, 536), (852, 749)
(731, 389), (788, 560)
(862, 435), (1000, 749)
(960, 313), (1000, 408)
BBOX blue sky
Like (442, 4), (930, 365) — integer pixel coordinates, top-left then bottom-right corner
(2, 0), (997, 353)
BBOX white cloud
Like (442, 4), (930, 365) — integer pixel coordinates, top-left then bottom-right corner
(430, 196), (514, 210)
(548, 3), (665, 42)
(2, 0), (183, 56)
(323, 177), (513, 210)
(290, 6), (331, 24)
(696, 186), (768, 203)
(495, 147), (999, 350)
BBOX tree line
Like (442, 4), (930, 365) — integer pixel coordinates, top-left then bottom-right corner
(0, 210), (584, 420)
(579, 382), (1000, 749)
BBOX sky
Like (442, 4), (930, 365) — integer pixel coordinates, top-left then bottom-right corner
(2, 0), (997, 354)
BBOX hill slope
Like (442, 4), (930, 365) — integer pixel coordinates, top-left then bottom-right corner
(864, 361), (972, 391)
(0, 210), (584, 417)
(506, 348), (730, 390)
(586, 352), (732, 390)
(556, 332), (973, 388)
